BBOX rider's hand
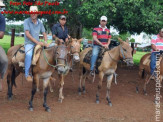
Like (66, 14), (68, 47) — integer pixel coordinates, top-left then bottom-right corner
(59, 39), (64, 43)
(102, 44), (108, 49)
(37, 42), (44, 46)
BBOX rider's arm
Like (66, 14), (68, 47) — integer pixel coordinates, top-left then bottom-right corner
(151, 44), (159, 51)
(0, 31), (4, 39)
(0, 15), (5, 39)
(93, 35), (103, 46)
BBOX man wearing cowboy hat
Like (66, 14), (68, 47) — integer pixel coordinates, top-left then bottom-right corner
(90, 16), (112, 76)
(0, 0), (8, 91)
(24, 6), (48, 82)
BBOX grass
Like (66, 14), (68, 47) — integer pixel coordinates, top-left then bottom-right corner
(133, 51), (149, 65)
(0, 35), (149, 65)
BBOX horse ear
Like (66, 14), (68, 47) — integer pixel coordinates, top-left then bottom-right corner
(69, 37), (72, 43)
(78, 38), (83, 43)
(126, 38), (129, 43)
(118, 37), (124, 44)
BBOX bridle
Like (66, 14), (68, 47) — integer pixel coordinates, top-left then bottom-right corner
(108, 45), (132, 62)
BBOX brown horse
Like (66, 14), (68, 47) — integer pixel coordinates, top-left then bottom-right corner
(78, 38), (133, 106)
(7, 43), (68, 112)
(138, 53), (163, 95)
(54, 38), (82, 103)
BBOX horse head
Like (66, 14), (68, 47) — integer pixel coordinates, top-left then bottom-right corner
(118, 38), (134, 66)
(55, 43), (69, 74)
(69, 38), (82, 62)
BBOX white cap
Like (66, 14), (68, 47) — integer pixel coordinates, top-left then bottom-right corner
(100, 16), (107, 21)
(161, 28), (163, 32)
(29, 6), (38, 12)
(0, 0), (5, 7)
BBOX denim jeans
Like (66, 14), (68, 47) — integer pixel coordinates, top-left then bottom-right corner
(25, 44), (34, 78)
(90, 45), (101, 71)
(150, 52), (160, 74)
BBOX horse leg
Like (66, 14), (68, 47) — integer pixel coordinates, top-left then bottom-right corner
(82, 71), (89, 94)
(28, 76), (37, 111)
(43, 77), (51, 112)
(49, 77), (54, 93)
(7, 66), (19, 100)
(96, 72), (104, 104)
(106, 74), (114, 106)
(58, 74), (64, 103)
(78, 66), (84, 95)
(143, 74), (150, 95)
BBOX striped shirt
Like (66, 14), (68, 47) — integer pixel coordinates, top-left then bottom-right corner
(92, 25), (111, 45)
(151, 34), (163, 51)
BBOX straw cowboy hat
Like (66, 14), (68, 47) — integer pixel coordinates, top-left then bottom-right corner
(0, 0), (5, 7)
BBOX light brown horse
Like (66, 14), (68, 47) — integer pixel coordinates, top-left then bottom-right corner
(138, 53), (163, 95)
(7, 43), (68, 112)
(78, 38), (133, 106)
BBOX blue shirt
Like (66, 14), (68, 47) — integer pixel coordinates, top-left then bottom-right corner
(0, 13), (5, 32)
(24, 17), (45, 45)
(52, 23), (68, 41)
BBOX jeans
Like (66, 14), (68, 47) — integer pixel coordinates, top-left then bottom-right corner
(25, 44), (34, 78)
(150, 52), (160, 74)
(90, 45), (101, 71)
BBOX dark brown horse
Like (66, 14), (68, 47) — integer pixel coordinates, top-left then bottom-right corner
(7, 43), (68, 112)
(78, 38), (133, 106)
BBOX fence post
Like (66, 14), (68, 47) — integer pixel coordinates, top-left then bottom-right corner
(10, 28), (15, 47)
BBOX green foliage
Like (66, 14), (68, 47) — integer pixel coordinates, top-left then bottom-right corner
(3, 0), (163, 36)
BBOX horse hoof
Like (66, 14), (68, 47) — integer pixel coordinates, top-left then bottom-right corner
(58, 99), (63, 103)
(29, 107), (33, 111)
(96, 100), (99, 104)
(36, 88), (40, 92)
(78, 92), (81, 95)
(8, 96), (13, 101)
(50, 89), (54, 93)
(136, 91), (139, 94)
(45, 108), (51, 112)
(83, 90), (86, 94)
(144, 93), (147, 96)
(109, 103), (112, 107)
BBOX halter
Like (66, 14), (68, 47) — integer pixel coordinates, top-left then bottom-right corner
(108, 45), (131, 62)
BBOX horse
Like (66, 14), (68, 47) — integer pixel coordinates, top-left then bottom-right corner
(0, 46), (8, 91)
(78, 38), (133, 106)
(137, 52), (163, 95)
(7, 43), (69, 112)
(54, 38), (82, 103)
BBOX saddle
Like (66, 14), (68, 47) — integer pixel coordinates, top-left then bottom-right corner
(83, 47), (110, 73)
(12, 44), (42, 67)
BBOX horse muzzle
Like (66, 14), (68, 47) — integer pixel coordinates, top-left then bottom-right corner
(57, 66), (69, 74)
(73, 55), (80, 62)
(125, 59), (134, 66)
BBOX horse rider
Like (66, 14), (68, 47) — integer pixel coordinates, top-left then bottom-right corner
(24, 6), (48, 82)
(0, 0), (8, 91)
(150, 28), (163, 76)
(90, 16), (112, 76)
(51, 15), (69, 45)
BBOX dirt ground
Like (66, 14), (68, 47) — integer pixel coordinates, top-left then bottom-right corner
(0, 65), (162, 122)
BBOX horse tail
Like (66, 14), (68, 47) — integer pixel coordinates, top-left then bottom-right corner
(11, 67), (17, 87)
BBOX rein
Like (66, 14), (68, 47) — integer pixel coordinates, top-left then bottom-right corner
(42, 46), (66, 68)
